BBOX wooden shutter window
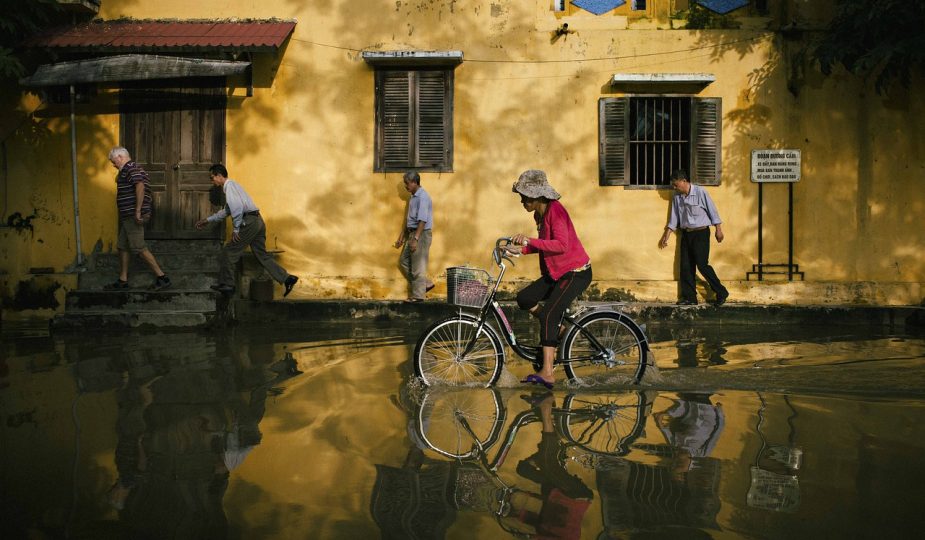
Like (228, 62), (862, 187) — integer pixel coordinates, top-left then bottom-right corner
(599, 97), (630, 186)
(416, 70), (451, 168)
(378, 71), (412, 170)
(691, 97), (722, 185)
(374, 69), (453, 172)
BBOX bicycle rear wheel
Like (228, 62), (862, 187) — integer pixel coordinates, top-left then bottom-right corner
(414, 315), (505, 387)
(414, 387), (505, 459)
(558, 391), (649, 456)
(561, 311), (646, 385)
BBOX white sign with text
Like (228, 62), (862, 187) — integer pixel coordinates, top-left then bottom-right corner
(751, 149), (801, 183)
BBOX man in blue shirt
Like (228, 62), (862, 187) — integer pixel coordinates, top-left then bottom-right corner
(393, 172), (434, 303)
(658, 169), (729, 306)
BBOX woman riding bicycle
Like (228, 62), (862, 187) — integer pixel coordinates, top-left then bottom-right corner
(508, 170), (592, 389)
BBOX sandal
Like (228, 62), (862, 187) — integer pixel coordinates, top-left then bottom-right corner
(520, 373), (554, 390)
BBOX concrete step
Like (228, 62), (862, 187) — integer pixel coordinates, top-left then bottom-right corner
(89, 251), (221, 273)
(79, 271), (219, 291)
(143, 239), (223, 252)
(51, 310), (223, 329)
(65, 290), (221, 313)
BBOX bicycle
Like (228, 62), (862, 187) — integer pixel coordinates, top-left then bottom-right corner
(414, 387), (653, 460)
(413, 237), (651, 387)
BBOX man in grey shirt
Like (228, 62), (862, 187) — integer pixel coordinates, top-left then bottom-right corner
(195, 164), (298, 297)
(393, 171), (434, 303)
(658, 169), (729, 306)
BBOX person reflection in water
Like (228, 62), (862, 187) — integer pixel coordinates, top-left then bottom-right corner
(509, 392), (593, 539)
(595, 393), (723, 538)
(655, 393), (725, 481)
(106, 338), (301, 539)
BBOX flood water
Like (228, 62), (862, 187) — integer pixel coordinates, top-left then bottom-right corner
(2, 319), (925, 539)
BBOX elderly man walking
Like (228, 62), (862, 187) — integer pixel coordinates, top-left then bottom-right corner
(195, 164), (298, 297)
(393, 171), (434, 303)
(105, 146), (171, 291)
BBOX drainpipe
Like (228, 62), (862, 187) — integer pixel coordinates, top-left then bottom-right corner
(69, 84), (83, 268)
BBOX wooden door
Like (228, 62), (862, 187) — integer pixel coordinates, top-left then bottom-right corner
(120, 79), (226, 239)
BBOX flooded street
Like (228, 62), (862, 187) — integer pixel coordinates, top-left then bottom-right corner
(2, 320), (925, 539)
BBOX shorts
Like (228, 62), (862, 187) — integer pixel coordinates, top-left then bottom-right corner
(117, 218), (148, 253)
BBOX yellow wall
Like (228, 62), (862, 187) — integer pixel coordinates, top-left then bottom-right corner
(1, 0), (923, 315)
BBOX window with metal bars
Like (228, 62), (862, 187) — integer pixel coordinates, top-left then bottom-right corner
(374, 68), (454, 172)
(599, 96), (722, 187)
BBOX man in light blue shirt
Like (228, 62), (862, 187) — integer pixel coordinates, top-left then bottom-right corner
(658, 169), (728, 306)
(196, 164), (298, 297)
(393, 171), (434, 302)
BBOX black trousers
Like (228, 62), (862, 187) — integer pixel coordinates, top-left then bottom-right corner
(679, 228), (727, 301)
(516, 268), (592, 346)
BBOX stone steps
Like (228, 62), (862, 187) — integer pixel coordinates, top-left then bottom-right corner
(51, 310), (219, 330)
(65, 290), (221, 313)
(79, 271), (219, 291)
(56, 239), (232, 329)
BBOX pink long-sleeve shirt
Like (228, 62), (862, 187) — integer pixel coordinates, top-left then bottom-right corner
(522, 200), (590, 281)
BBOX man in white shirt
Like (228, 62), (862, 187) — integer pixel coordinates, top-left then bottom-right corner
(195, 164), (298, 297)
(658, 169), (728, 306)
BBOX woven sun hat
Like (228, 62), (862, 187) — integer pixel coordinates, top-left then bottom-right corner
(512, 169), (561, 200)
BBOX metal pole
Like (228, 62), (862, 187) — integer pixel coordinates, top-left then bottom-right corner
(758, 182), (763, 280)
(69, 85), (83, 267)
(788, 182), (794, 280)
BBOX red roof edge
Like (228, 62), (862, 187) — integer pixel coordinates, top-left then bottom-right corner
(23, 19), (297, 51)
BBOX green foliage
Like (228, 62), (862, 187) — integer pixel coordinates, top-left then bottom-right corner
(812, 0), (925, 94)
(0, 0), (63, 80)
(683, 4), (740, 30)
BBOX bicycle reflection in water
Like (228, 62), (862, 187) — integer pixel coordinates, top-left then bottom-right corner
(372, 387), (730, 538)
(371, 387), (654, 538)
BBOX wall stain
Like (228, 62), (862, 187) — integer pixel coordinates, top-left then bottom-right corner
(3, 278), (62, 310)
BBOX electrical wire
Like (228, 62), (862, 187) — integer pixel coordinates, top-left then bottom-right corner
(290, 34), (770, 64)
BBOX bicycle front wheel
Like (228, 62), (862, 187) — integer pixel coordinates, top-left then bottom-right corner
(561, 312), (645, 385)
(413, 315), (505, 387)
(415, 387), (505, 459)
(558, 391), (649, 456)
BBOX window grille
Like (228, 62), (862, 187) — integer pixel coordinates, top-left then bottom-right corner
(629, 97), (691, 186)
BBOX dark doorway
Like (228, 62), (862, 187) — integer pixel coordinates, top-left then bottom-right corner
(120, 78), (226, 239)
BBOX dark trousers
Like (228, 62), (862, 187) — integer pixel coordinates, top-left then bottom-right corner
(516, 268), (592, 346)
(218, 214), (289, 286)
(679, 228), (727, 301)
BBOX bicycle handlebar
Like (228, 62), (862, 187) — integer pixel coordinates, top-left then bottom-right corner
(494, 237), (521, 267)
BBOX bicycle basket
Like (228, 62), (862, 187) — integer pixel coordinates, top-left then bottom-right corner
(446, 266), (492, 308)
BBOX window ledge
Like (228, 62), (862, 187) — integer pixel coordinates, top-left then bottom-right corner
(611, 73), (716, 85)
(362, 50), (463, 68)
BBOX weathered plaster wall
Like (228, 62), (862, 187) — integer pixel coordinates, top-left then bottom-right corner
(1, 0), (923, 314)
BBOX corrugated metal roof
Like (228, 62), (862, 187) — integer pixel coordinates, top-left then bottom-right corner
(24, 20), (296, 51)
(20, 54), (250, 87)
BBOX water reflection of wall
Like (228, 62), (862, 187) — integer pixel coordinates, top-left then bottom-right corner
(69, 330), (301, 539)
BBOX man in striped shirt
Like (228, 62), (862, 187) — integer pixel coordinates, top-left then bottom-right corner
(106, 147), (171, 291)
